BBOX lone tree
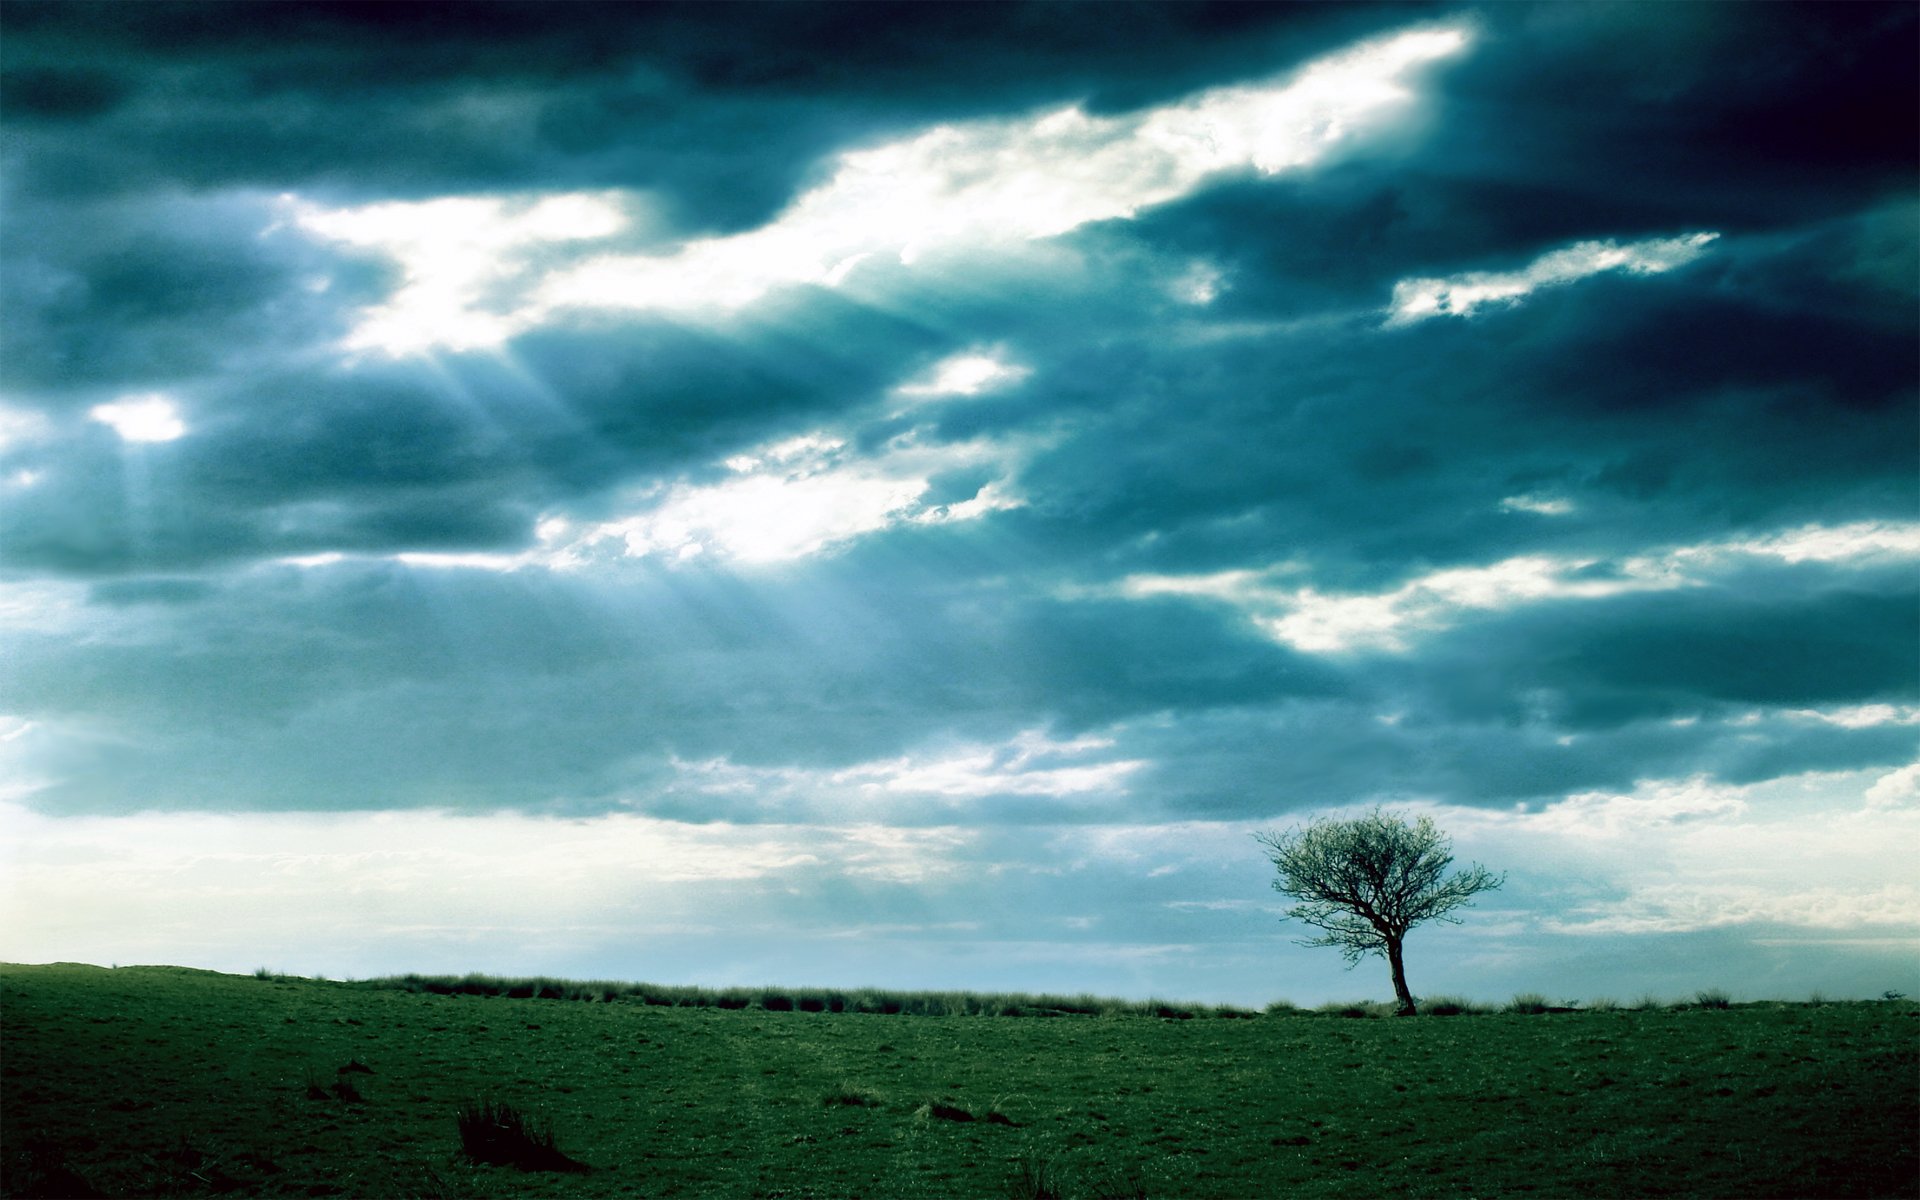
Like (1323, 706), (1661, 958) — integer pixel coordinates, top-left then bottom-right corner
(1256, 808), (1503, 1015)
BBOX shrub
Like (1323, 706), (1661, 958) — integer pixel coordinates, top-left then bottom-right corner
(1506, 992), (1551, 1015)
(1693, 988), (1732, 1009)
(456, 1100), (587, 1173)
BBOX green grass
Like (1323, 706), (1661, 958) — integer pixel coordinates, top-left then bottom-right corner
(3, 963), (1916, 1198)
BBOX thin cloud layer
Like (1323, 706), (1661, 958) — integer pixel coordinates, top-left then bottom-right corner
(1, 2), (1914, 1002)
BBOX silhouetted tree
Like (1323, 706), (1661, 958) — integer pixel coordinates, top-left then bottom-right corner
(1256, 808), (1503, 1015)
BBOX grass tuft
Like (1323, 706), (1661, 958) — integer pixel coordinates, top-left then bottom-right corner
(1693, 988), (1732, 1009)
(1011, 1150), (1066, 1200)
(456, 1100), (588, 1173)
(821, 1084), (883, 1108)
(915, 1100), (975, 1123)
(1506, 992), (1552, 1015)
(1421, 994), (1489, 1017)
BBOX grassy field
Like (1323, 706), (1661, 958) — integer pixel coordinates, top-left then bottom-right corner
(3, 964), (1915, 1199)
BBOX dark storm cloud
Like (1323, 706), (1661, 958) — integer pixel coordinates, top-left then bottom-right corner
(2, 0), (1913, 831)
(0, 1), (1414, 228)
(0, 190), (388, 393)
(1421, 3), (1917, 233)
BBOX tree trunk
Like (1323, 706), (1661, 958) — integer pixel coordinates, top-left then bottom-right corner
(1386, 937), (1417, 1015)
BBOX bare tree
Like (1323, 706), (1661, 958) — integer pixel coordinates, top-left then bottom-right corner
(1256, 808), (1503, 1015)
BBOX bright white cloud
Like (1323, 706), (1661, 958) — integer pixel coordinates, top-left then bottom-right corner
(1499, 494), (1573, 516)
(1692, 520), (1920, 565)
(1419, 768), (1920, 940)
(1387, 232), (1719, 325)
(292, 24), (1470, 355)
(1525, 775), (1752, 837)
(1544, 883), (1920, 936)
(1770, 704), (1920, 730)
(555, 429), (1028, 565)
(89, 394), (187, 443)
(264, 426), (1032, 574)
(1865, 763), (1920, 809)
(288, 191), (630, 355)
(894, 350), (1030, 399)
(1119, 519), (1920, 653)
(672, 730), (1148, 809)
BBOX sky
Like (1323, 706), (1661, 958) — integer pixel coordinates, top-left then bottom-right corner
(1, 1), (1915, 1007)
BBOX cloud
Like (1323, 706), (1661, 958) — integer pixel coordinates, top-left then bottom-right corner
(2, 3), (1915, 1003)
(1545, 884), (1920, 936)
(285, 24), (1471, 355)
(286, 192), (631, 355)
(553, 428), (1030, 565)
(893, 350), (1031, 401)
(1865, 763), (1920, 810)
(1386, 232), (1718, 324)
(1115, 520), (1920, 654)
(88, 394), (187, 443)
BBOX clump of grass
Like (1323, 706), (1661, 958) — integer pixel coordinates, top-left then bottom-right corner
(456, 1100), (588, 1173)
(1264, 999), (1301, 1016)
(2, 1134), (98, 1199)
(1316, 1000), (1387, 1019)
(356, 973), (1232, 1019)
(1630, 992), (1665, 1011)
(1088, 1165), (1152, 1199)
(915, 1100), (975, 1123)
(1421, 994), (1488, 1017)
(821, 1084), (883, 1108)
(1693, 988), (1732, 1009)
(1585, 997), (1620, 1012)
(1012, 1151), (1066, 1200)
(1506, 992), (1552, 1015)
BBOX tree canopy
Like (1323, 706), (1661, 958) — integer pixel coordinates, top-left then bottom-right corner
(1256, 808), (1502, 1014)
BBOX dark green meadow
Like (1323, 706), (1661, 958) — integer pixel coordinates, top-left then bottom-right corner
(4, 964), (1915, 1199)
